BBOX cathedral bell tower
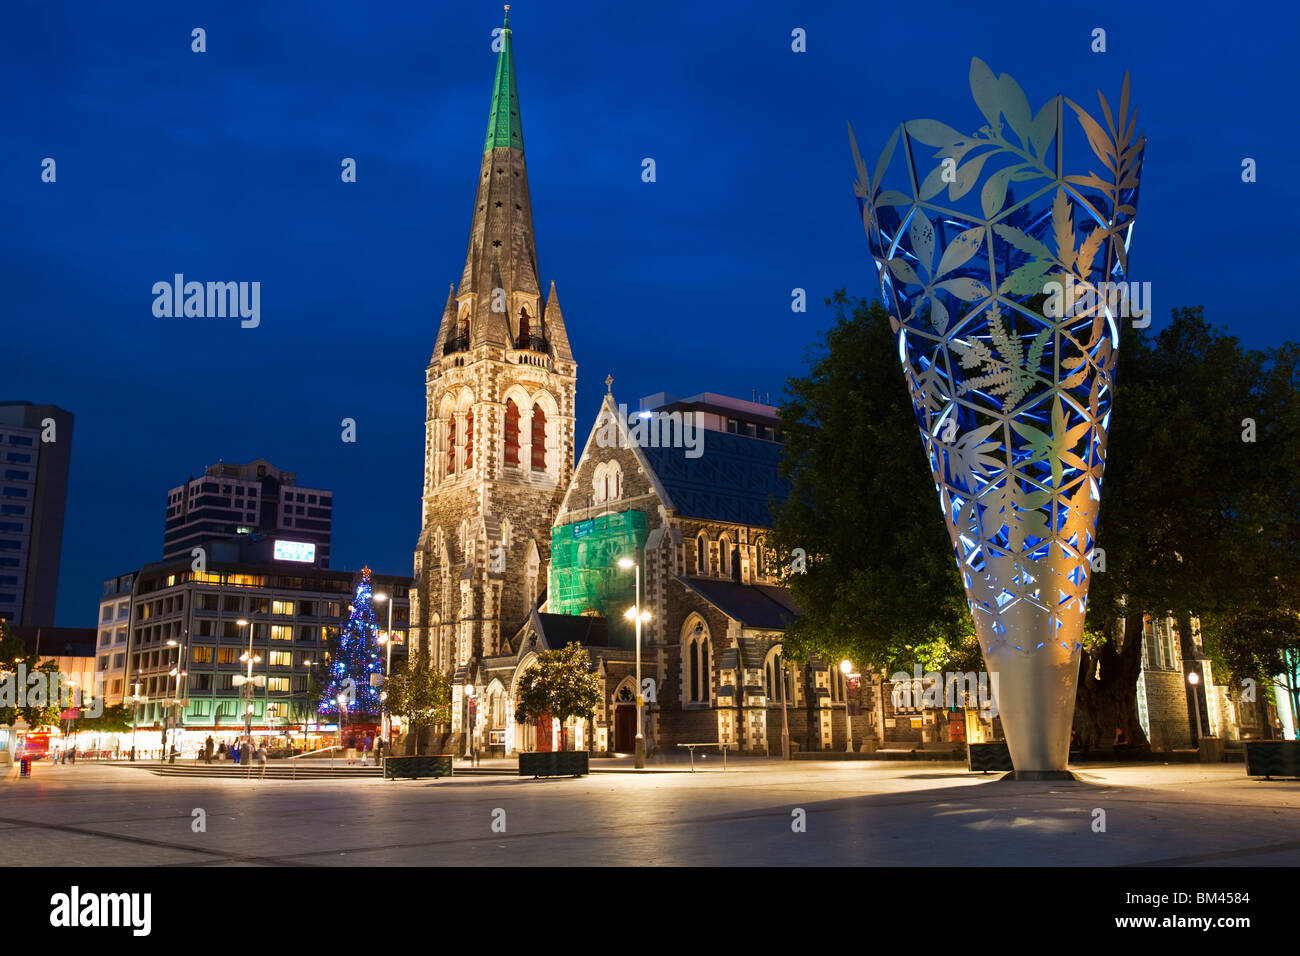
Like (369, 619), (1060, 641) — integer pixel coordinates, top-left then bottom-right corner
(410, 7), (577, 688)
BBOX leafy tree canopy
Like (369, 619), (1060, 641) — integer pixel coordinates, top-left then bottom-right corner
(768, 292), (974, 673)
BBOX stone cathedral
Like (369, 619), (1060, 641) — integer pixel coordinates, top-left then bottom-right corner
(408, 9), (577, 713)
(408, 11), (898, 759)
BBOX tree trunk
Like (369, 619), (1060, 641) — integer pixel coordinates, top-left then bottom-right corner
(1074, 614), (1150, 755)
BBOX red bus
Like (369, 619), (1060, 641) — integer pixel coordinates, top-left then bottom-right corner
(17, 731), (51, 760)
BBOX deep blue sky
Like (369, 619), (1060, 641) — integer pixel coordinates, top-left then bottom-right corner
(3, 0), (1295, 626)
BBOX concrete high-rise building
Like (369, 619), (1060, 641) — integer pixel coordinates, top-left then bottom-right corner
(163, 458), (332, 567)
(0, 401), (74, 626)
(409, 9), (577, 677)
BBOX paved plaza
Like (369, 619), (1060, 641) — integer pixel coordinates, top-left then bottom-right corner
(2, 759), (1298, 866)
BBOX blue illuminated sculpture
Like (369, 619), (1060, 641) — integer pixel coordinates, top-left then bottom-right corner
(852, 60), (1144, 775)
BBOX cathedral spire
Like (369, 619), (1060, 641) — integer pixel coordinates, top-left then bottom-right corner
(451, 7), (543, 348)
(484, 6), (524, 155)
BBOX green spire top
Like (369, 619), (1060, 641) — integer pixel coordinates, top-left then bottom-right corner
(484, 6), (524, 154)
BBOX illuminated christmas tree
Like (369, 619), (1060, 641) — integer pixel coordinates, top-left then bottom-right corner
(320, 566), (384, 718)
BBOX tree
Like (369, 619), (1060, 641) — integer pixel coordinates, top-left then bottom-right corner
(385, 651), (451, 755)
(1202, 607), (1300, 738)
(513, 642), (602, 752)
(1081, 308), (1299, 751)
(319, 567), (384, 719)
(0, 621), (63, 729)
(78, 704), (133, 733)
(768, 293), (974, 674)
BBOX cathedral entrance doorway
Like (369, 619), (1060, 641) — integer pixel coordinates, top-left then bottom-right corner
(614, 705), (635, 753)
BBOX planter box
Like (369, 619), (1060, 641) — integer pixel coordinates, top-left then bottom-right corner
(518, 750), (590, 778)
(384, 754), (453, 780)
(967, 741), (1013, 773)
(1244, 741), (1300, 779)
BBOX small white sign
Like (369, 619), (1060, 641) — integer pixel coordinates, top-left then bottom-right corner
(274, 540), (316, 563)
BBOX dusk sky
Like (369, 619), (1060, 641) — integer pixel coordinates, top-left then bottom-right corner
(3, 0), (1295, 626)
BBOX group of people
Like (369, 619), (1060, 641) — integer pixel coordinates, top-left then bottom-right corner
(199, 735), (269, 778)
(344, 735), (386, 766)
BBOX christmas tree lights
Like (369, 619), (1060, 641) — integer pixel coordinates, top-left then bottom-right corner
(320, 565), (384, 718)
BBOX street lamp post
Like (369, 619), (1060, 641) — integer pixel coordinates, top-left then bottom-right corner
(236, 619), (257, 762)
(128, 682), (143, 760)
(840, 660), (856, 753)
(780, 656), (791, 760)
(618, 556), (650, 769)
(165, 638), (187, 763)
(302, 658), (319, 750)
(374, 592), (394, 746)
(463, 683), (476, 764)
(1188, 670), (1204, 743)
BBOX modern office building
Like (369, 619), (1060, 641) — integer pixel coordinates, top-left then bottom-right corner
(163, 458), (332, 567)
(116, 536), (408, 755)
(95, 573), (136, 706)
(0, 401), (74, 627)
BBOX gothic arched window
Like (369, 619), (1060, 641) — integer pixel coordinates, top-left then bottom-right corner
(517, 307), (530, 347)
(764, 646), (785, 700)
(696, 533), (707, 575)
(684, 622), (711, 704)
(755, 537), (768, 579)
(504, 400), (520, 466)
(463, 409), (474, 469)
(719, 535), (731, 577)
(531, 404), (547, 471)
(446, 415), (457, 476)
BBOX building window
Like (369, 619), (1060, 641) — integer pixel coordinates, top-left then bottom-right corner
(685, 627), (711, 704)
(272, 600), (294, 615)
(464, 408), (474, 469)
(269, 651), (291, 668)
(192, 647), (213, 664)
(765, 647), (785, 700)
(217, 648), (237, 665)
(696, 534), (708, 575)
(719, 535), (731, 577)
(504, 399), (520, 465)
(755, 538), (768, 579)
(268, 677), (290, 693)
(517, 307), (531, 347)
(531, 404), (547, 471)
(270, 625), (293, 641)
(446, 415), (457, 475)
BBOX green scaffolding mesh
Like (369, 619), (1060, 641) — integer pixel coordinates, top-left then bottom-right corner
(549, 511), (648, 649)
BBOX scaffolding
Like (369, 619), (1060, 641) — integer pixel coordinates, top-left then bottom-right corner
(549, 511), (648, 648)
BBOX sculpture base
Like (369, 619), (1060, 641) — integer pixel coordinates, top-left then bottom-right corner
(1001, 770), (1076, 781)
(979, 600), (1082, 774)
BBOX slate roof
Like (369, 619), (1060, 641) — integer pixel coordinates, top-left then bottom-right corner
(535, 613), (610, 648)
(640, 429), (789, 527)
(675, 578), (800, 630)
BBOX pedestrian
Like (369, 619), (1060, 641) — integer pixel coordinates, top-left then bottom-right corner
(217, 741), (227, 761)
(204, 735), (214, 765)
(256, 742), (268, 780)
(362, 736), (372, 766)
(233, 742), (241, 766)
(345, 739), (357, 766)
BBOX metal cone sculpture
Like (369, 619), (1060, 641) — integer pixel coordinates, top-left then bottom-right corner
(852, 59), (1144, 775)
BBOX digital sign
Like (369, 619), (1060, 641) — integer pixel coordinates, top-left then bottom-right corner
(273, 540), (316, 563)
